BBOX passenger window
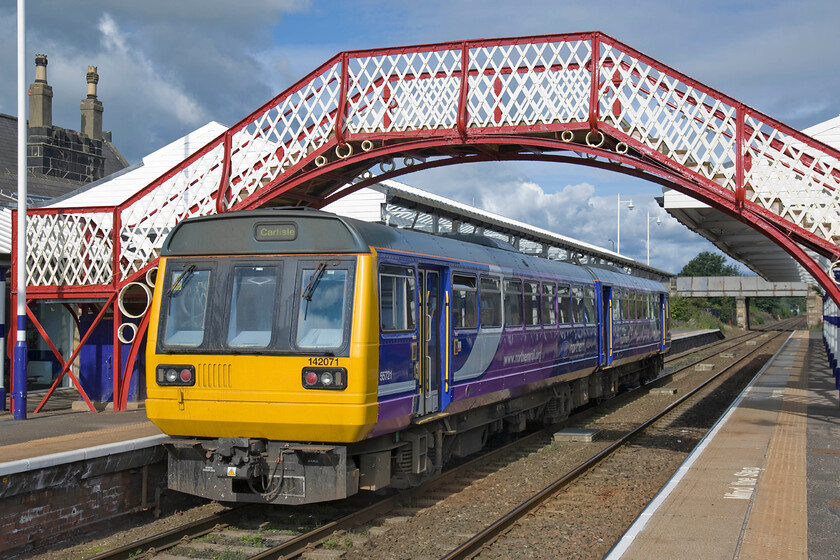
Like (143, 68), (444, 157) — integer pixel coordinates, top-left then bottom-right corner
(480, 276), (502, 328)
(297, 268), (348, 349)
(557, 285), (571, 325)
(571, 286), (585, 325)
(584, 287), (596, 324)
(379, 265), (416, 332)
(452, 274), (478, 330)
(227, 266), (277, 348)
(163, 267), (212, 347)
(504, 279), (523, 327)
(524, 282), (540, 326)
(613, 289), (623, 321)
(623, 292), (630, 322)
(541, 283), (556, 325)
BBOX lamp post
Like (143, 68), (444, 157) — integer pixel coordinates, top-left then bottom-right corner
(14, 0), (27, 419)
(617, 194), (633, 254)
(647, 211), (661, 265)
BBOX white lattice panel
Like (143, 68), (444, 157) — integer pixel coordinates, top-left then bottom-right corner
(347, 48), (462, 134)
(467, 41), (591, 128)
(744, 113), (840, 244)
(119, 143), (226, 281)
(226, 62), (342, 208)
(27, 212), (114, 286)
(598, 42), (739, 191)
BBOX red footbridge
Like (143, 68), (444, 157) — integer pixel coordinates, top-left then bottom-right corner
(14, 31), (840, 410)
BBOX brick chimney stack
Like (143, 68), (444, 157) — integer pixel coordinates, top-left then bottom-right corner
(28, 54), (53, 128)
(80, 66), (103, 141)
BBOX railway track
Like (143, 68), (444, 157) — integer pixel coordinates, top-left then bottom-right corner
(79, 320), (800, 560)
(442, 323), (798, 559)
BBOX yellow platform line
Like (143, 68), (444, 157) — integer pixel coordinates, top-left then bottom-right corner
(738, 331), (809, 559)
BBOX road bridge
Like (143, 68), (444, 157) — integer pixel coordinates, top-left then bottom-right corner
(12, 31), (840, 411)
(672, 276), (818, 328)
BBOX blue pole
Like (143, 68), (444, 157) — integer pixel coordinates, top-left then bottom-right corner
(13, 316), (26, 419)
(0, 274), (6, 411)
(14, 0), (27, 420)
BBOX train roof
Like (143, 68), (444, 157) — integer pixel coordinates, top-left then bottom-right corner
(162, 208), (664, 290)
(584, 265), (669, 293)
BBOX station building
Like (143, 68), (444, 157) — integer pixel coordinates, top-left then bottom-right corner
(0, 55), (129, 393)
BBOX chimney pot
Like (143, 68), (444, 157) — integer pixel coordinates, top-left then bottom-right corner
(29, 54), (53, 128)
(81, 65), (103, 140)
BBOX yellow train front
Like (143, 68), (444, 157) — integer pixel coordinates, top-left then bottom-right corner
(146, 209), (381, 504)
(147, 208), (670, 505)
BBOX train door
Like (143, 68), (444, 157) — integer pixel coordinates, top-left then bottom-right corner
(659, 293), (669, 351)
(418, 268), (443, 416)
(602, 286), (613, 366)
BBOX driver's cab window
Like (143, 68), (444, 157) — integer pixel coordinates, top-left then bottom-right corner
(163, 266), (212, 347)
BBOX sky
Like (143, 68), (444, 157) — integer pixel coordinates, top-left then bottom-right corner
(2, 0), (839, 273)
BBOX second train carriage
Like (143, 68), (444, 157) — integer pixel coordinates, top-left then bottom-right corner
(145, 208), (670, 504)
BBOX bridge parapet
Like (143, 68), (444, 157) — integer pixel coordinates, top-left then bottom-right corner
(673, 276), (812, 298)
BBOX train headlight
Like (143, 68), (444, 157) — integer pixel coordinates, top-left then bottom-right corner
(301, 367), (347, 390)
(157, 364), (196, 386)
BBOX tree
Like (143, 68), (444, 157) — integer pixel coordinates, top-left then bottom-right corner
(678, 251), (740, 277)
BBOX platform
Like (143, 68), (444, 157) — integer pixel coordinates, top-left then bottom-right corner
(607, 330), (840, 560)
(0, 388), (162, 466)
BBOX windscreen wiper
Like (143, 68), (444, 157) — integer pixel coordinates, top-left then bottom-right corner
(166, 264), (196, 296)
(302, 261), (328, 319)
(303, 261), (327, 302)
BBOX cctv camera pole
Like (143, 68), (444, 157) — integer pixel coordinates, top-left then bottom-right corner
(14, 0), (28, 419)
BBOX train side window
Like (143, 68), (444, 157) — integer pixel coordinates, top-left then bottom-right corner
(479, 276), (502, 328)
(622, 291), (630, 322)
(226, 265), (278, 348)
(541, 283), (556, 325)
(524, 281), (540, 326)
(584, 286), (596, 324)
(613, 288), (623, 322)
(163, 267), (212, 347)
(504, 279), (523, 327)
(452, 274), (478, 330)
(571, 286), (585, 325)
(379, 265), (416, 332)
(557, 285), (571, 325)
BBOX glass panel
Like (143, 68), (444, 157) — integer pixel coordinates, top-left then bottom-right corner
(614, 288), (623, 321)
(164, 268), (211, 347)
(479, 276), (502, 328)
(297, 268), (348, 349)
(227, 266), (277, 348)
(524, 282), (540, 326)
(558, 285), (571, 325)
(571, 286), (585, 325)
(453, 274), (478, 330)
(504, 279), (523, 327)
(379, 265), (416, 332)
(541, 283), (556, 325)
(584, 287), (596, 324)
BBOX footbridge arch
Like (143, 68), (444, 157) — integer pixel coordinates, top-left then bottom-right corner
(16, 31), (840, 409)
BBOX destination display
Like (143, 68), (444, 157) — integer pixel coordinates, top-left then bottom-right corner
(254, 222), (297, 242)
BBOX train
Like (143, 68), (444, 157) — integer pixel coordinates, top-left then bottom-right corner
(145, 207), (670, 505)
